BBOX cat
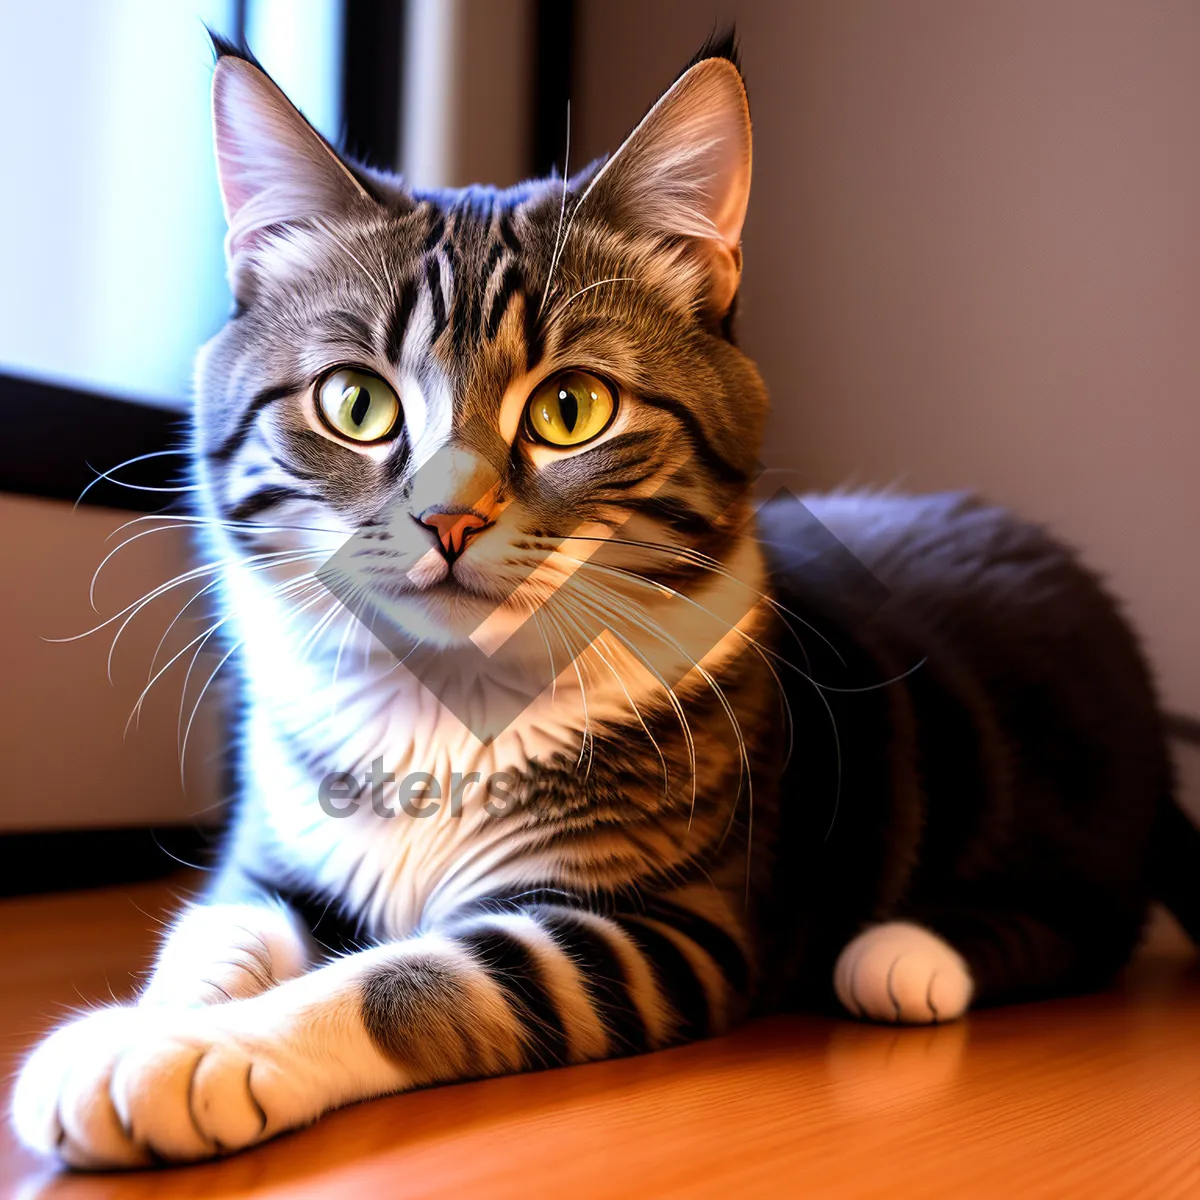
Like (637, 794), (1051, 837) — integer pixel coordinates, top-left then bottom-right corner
(12, 32), (1196, 1169)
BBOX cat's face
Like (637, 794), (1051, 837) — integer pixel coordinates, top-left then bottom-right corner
(195, 40), (766, 658)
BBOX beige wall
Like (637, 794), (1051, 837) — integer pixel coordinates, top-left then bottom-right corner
(0, 495), (220, 831)
(576, 0), (1200, 717)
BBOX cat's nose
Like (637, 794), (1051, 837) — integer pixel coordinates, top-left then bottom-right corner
(415, 508), (491, 563)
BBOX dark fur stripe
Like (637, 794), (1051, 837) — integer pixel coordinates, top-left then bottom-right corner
(224, 484), (315, 523)
(360, 956), (481, 1079)
(459, 927), (569, 1069)
(208, 383), (295, 462)
(467, 289), (484, 350)
(640, 393), (746, 484)
(499, 210), (521, 253)
(385, 277), (418, 364)
(595, 469), (662, 494)
(426, 256), (447, 341)
(523, 285), (545, 370)
(622, 494), (716, 536)
(482, 240), (506, 282)
(422, 213), (445, 251)
(486, 264), (523, 340)
(642, 900), (750, 994)
(451, 262), (476, 357)
(324, 308), (374, 353)
(615, 917), (711, 1040)
(538, 910), (647, 1054)
(381, 438), (412, 486)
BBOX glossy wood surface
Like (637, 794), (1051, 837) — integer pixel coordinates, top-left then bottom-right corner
(2, 877), (1198, 1199)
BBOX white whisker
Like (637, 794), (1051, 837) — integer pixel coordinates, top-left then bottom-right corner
(537, 100), (572, 318)
(75, 449), (191, 508)
(554, 276), (637, 313)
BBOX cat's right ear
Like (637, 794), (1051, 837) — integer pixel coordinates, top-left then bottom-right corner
(577, 35), (752, 319)
(210, 38), (374, 272)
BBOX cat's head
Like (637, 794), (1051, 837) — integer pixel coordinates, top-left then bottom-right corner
(195, 33), (766, 659)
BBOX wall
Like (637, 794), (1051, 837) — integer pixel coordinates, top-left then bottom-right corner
(575, 0), (1200, 721)
(0, 495), (220, 831)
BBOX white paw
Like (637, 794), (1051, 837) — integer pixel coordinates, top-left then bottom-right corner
(834, 922), (974, 1025)
(139, 902), (310, 1008)
(12, 1002), (303, 1166)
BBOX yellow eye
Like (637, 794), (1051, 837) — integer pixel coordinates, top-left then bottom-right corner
(317, 367), (401, 443)
(524, 370), (616, 447)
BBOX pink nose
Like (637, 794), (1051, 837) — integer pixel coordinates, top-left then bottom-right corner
(416, 508), (490, 562)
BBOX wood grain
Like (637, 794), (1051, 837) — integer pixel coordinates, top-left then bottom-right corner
(2, 877), (1198, 1199)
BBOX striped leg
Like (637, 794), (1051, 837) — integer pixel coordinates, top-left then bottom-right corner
(12, 896), (750, 1166)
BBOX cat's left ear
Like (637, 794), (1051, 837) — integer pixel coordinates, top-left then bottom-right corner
(209, 38), (375, 268)
(582, 41), (752, 317)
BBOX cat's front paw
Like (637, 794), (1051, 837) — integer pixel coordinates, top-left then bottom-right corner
(11, 1006), (146, 1167)
(12, 1003), (297, 1166)
(834, 922), (974, 1025)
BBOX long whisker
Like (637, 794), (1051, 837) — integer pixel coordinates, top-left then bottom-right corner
(576, 552), (925, 695)
(537, 100), (571, 318)
(570, 563), (851, 856)
(68, 545), (322, 639)
(555, 276), (636, 312)
(92, 514), (343, 611)
(557, 532), (839, 671)
(553, 587), (699, 820)
(586, 629), (671, 800)
(179, 579), (330, 781)
(569, 557), (796, 772)
(140, 540), (339, 688)
(128, 570), (318, 736)
(102, 550), (326, 683)
(148, 574), (224, 683)
(566, 579), (753, 852)
(530, 607), (560, 704)
(89, 511), (342, 622)
(172, 572), (326, 744)
(329, 591), (368, 717)
(295, 595), (349, 664)
(311, 216), (392, 310)
(75, 449), (191, 508)
(105, 512), (345, 541)
(538, 603), (594, 773)
(528, 562), (693, 792)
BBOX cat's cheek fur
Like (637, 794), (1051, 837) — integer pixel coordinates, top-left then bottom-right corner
(834, 922), (975, 1025)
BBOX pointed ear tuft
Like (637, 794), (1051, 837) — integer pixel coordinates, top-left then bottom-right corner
(683, 26), (742, 75)
(211, 49), (372, 264)
(584, 48), (751, 316)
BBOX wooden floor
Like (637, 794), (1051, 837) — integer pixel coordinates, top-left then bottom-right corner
(2, 878), (1199, 1199)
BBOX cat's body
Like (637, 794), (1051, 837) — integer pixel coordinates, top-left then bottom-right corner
(13, 35), (1194, 1168)
(761, 489), (1176, 1014)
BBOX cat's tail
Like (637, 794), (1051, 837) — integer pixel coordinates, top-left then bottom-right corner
(1150, 793), (1200, 944)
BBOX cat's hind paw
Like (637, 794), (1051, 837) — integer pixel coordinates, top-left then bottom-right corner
(834, 922), (974, 1025)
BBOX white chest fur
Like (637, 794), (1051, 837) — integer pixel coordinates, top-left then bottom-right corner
(222, 529), (769, 937)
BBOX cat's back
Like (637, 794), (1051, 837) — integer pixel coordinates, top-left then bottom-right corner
(759, 488), (1132, 657)
(763, 488), (1073, 612)
(758, 487), (1169, 793)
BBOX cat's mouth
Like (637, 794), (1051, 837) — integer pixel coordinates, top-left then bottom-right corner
(353, 569), (521, 648)
(326, 541), (541, 648)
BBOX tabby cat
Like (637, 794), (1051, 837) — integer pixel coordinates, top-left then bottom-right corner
(13, 34), (1195, 1168)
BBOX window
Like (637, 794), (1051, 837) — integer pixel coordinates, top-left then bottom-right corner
(0, 0), (346, 409)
